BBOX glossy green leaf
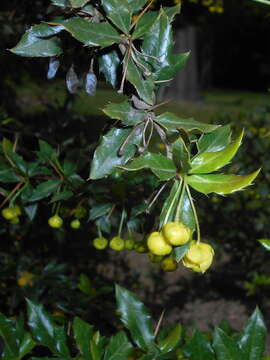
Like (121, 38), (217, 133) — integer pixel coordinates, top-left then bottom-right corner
(172, 137), (191, 173)
(238, 308), (266, 360)
(156, 112), (218, 134)
(10, 27), (62, 57)
(70, 0), (90, 8)
(37, 140), (56, 162)
(99, 50), (120, 88)
(158, 324), (182, 353)
(101, 0), (131, 34)
(103, 100), (145, 126)
(50, 190), (73, 202)
(31, 24), (64, 38)
(115, 284), (155, 350)
(252, 0), (270, 4)
(50, 0), (69, 7)
(178, 190), (196, 232)
(190, 131), (243, 174)
(0, 165), (20, 183)
(127, 0), (148, 13)
(120, 152), (177, 181)
(164, 4), (181, 20)
(213, 328), (244, 360)
(0, 313), (18, 357)
(90, 127), (143, 179)
(29, 180), (61, 202)
(197, 125), (232, 153)
(7, 153), (27, 174)
(184, 330), (214, 360)
(187, 170), (260, 195)
(73, 317), (94, 360)
(89, 204), (113, 220)
(132, 12), (158, 39)
(174, 242), (190, 262)
(258, 239), (270, 251)
(155, 52), (190, 84)
(104, 331), (133, 360)
(18, 332), (36, 359)
(126, 58), (154, 105)
(26, 299), (70, 357)
(50, 18), (122, 47)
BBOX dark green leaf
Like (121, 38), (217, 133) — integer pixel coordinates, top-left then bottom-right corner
(99, 50), (120, 88)
(51, 18), (122, 47)
(90, 127), (143, 179)
(89, 204), (113, 220)
(132, 12), (158, 39)
(50, 0), (69, 7)
(50, 190), (73, 202)
(103, 100), (145, 126)
(238, 308), (266, 360)
(121, 152), (177, 181)
(172, 137), (191, 173)
(0, 165), (20, 183)
(164, 4), (181, 20)
(73, 317), (94, 360)
(197, 125), (232, 153)
(174, 242), (190, 263)
(155, 52), (190, 84)
(7, 153), (27, 174)
(127, 0), (148, 13)
(184, 330), (214, 360)
(190, 131), (243, 174)
(158, 324), (182, 353)
(31, 24), (64, 38)
(101, 0), (131, 34)
(29, 180), (61, 202)
(37, 140), (56, 162)
(115, 284), (155, 350)
(70, 0), (90, 8)
(178, 190), (195, 232)
(213, 328), (243, 360)
(104, 331), (133, 360)
(187, 170), (260, 195)
(18, 332), (36, 359)
(156, 113), (218, 134)
(0, 313), (18, 357)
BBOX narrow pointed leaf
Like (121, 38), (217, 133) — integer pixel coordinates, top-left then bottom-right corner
(104, 331), (133, 360)
(156, 112), (219, 134)
(50, 18), (122, 47)
(99, 50), (120, 88)
(158, 324), (182, 353)
(90, 127), (143, 179)
(73, 317), (94, 360)
(101, 0), (131, 35)
(187, 170), (260, 195)
(29, 180), (61, 202)
(213, 328), (244, 360)
(184, 330), (214, 360)
(190, 131), (243, 174)
(238, 308), (266, 360)
(0, 313), (18, 357)
(197, 125), (232, 153)
(115, 284), (155, 350)
(172, 137), (191, 173)
(103, 100), (145, 126)
(120, 152), (177, 181)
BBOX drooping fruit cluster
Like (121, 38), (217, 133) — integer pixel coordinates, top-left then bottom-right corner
(1, 205), (22, 224)
(182, 241), (214, 273)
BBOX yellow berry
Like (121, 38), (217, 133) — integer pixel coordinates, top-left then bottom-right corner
(10, 216), (20, 225)
(182, 241), (214, 273)
(1, 207), (16, 220)
(147, 232), (172, 256)
(93, 237), (108, 250)
(13, 205), (22, 216)
(110, 237), (125, 251)
(162, 222), (191, 246)
(48, 215), (63, 229)
(70, 219), (81, 229)
(161, 257), (178, 272)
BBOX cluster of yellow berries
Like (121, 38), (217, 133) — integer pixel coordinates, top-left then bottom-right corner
(1, 205), (22, 224)
(92, 236), (144, 252)
(48, 215), (81, 229)
(147, 222), (214, 273)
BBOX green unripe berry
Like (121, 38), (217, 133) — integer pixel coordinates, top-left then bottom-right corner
(70, 219), (81, 229)
(48, 215), (63, 229)
(134, 242), (148, 253)
(10, 216), (20, 225)
(74, 206), (87, 219)
(125, 239), (135, 250)
(161, 257), (178, 272)
(1, 207), (16, 220)
(109, 236), (125, 251)
(13, 205), (22, 216)
(93, 237), (108, 250)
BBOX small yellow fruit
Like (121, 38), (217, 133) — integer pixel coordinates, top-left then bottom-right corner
(70, 219), (81, 229)
(93, 237), (108, 250)
(161, 257), (178, 272)
(10, 216), (20, 225)
(13, 205), (22, 216)
(48, 215), (63, 229)
(109, 237), (125, 251)
(182, 241), (214, 273)
(147, 232), (172, 256)
(162, 222), (191, 246)
(125, 239), (135, 250)
(1, 207), (16, 220)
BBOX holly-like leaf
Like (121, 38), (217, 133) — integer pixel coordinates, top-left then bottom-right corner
(73, 317), (94, 360)
(70, 0), (90, 8)
(103, 100), (145, 126)
(158, 324), (182, 353)
(0, 165), (20, 183)
(164, 4), (181, 20)
(156, 112), (218, 134)
(127, 0), (148, 13)
(132, 12), (158, 40)
(29, 180), (61, 202)
(50, 18), (122, 47)
(104, 331), (133, 360)
(213, 328), (244, 360)
(238, 308), (266, 360)
(0, 313), (19, 358)
(115, 284), (155, 350)
(197, 125), (232, 153)
(120, 152), (177, 181)
(258, 239), (270, 251)
(190, 131), (243, 174)
(90, 127), (143, 179)
(126, 58), (154, 105)
(172, 137), (191, 173)
(89, 203), (113, 220)
(18, 332), (36, 359)
(184, 330), (214, 360)
(101, 0), (131, 35)
(187, 170), (260, 195)
(99, 50), (120, 88)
